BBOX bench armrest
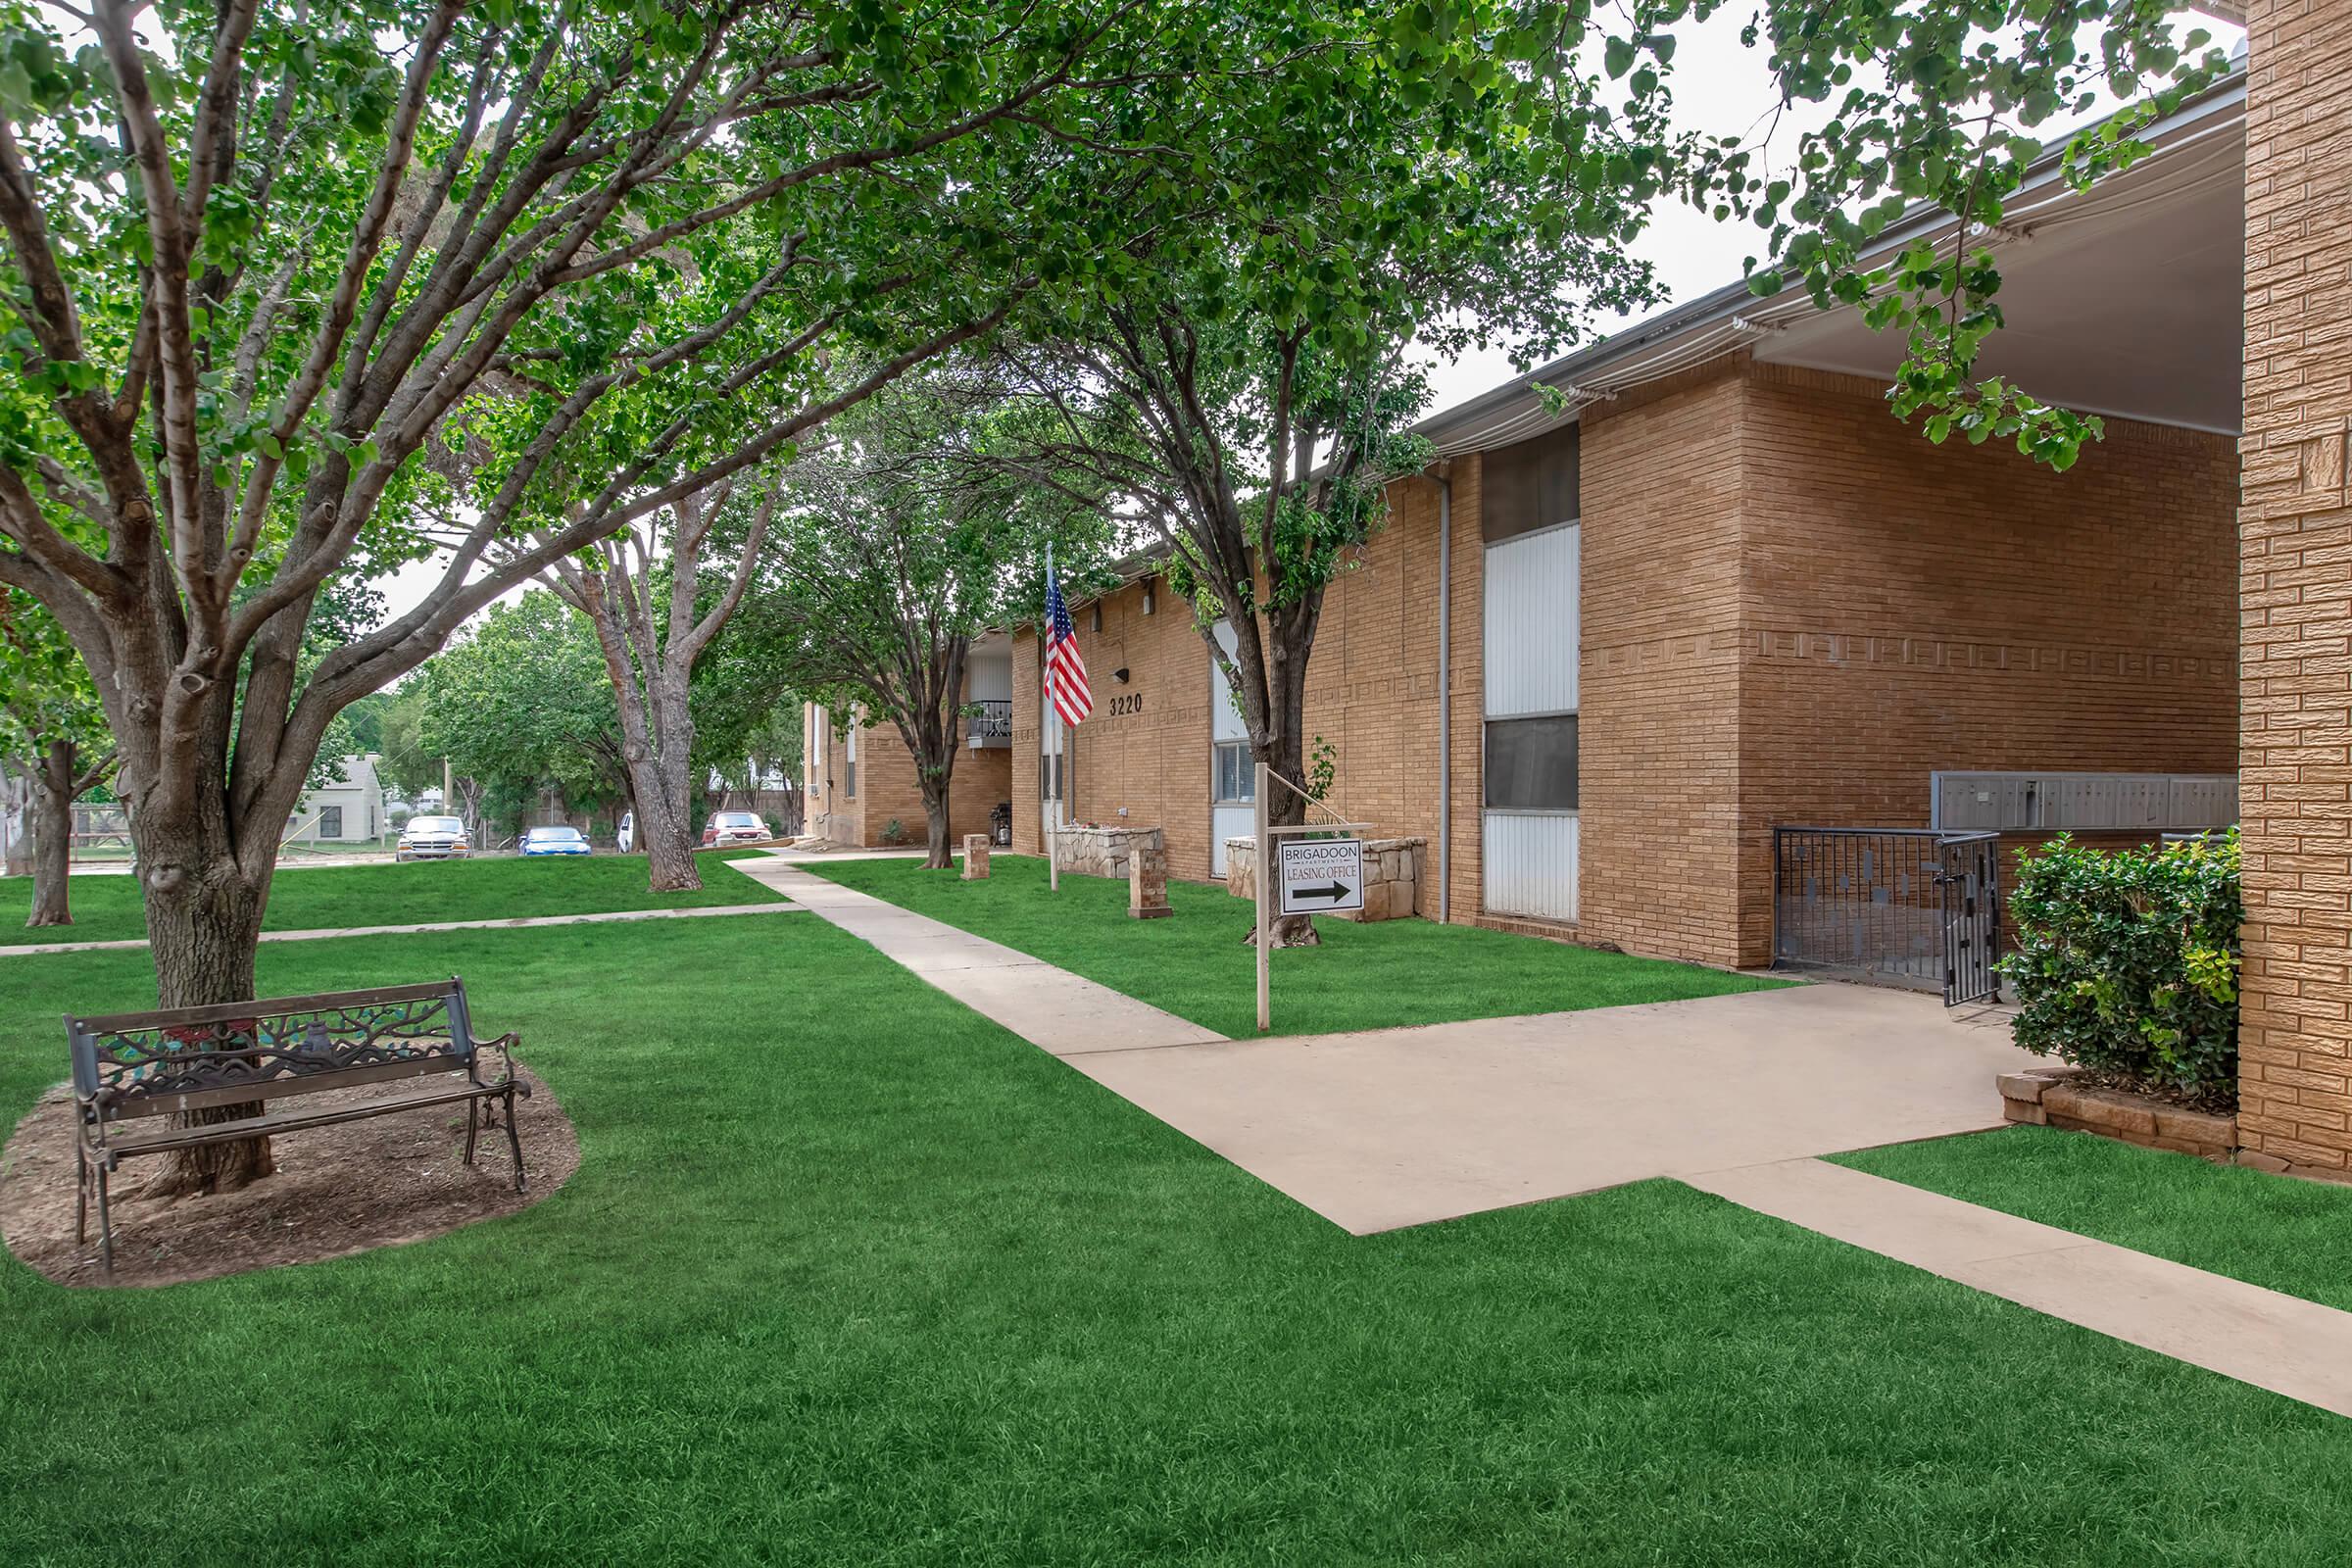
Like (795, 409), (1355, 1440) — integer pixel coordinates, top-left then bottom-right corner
(473, 1031), (528, 1095)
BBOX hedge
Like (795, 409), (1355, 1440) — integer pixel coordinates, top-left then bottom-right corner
(2002, 830), (2241, 1100)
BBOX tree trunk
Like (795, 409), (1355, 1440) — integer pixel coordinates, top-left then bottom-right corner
(641, 790), (701, 890)
(1256, 614), (1320, 947)
(136, 824), (276, 1197)
(920, 775), (954, 869)
(632, 672), (704, 892)
(25, 741), (74, 927)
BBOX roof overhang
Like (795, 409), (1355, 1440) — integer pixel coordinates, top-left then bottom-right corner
(1415, 65), (2248, 453)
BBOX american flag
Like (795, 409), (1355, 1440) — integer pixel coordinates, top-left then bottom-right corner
(1044, 573), (1093, 726)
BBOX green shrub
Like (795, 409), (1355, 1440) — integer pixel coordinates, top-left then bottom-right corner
(2003, 830), (2241, 1100)
(879, 817), (907, 846)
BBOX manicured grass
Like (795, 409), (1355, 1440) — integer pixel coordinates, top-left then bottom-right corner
(0, 850), (782, 946)
(804, 852), (1786, 1036)
(3, 921), (2352, 1564)
(1838, 1125), (2352, 1312)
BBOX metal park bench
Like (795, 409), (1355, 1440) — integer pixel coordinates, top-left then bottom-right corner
(66, 977), (528, 1272)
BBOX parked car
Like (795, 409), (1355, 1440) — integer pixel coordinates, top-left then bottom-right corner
(396, 814), (471, 861)
(700, 809), (770, 847)
(518, 825), (593, 858)
(616, 812), (634, 853)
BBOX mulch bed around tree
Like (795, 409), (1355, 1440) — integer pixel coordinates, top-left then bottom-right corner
(0, 1065), (579, 1288)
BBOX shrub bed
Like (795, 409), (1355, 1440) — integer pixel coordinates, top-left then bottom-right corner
(2003, 830), (2240, 1105)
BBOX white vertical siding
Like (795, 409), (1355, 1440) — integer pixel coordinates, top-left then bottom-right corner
(1482, 813), (1579, 921)
(1482, 524), (1580, 718)
(1482, 522), (1581, 919)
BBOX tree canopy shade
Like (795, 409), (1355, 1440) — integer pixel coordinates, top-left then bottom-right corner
(0, 0), (1445, 1063)
(8, 0), (1440, 1195)
(1673, 0), (2233, 467)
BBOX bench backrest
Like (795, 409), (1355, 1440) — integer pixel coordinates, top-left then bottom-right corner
(67, 978), (481, 1124)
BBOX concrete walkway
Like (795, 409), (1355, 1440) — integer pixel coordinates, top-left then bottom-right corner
(1064, 984), (2035, 1233)
(0, 901), (801, 956)
(763, 862), (2352, 1417)
(735, 860), (1225, 1053)
(1690, 1156), (2352, 1418)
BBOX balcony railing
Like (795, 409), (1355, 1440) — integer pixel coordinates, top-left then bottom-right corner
(966, 699), (1012, 748)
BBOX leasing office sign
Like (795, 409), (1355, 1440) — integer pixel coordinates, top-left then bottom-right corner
(1276, 838), (1365, 915)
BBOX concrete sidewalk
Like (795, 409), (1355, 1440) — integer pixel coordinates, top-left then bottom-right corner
(1690, 1157), (2352, 1419)
(733, 860), (1226, 1053)
(1064, 984), (2037, 1233)
(0, 901), (801, 957)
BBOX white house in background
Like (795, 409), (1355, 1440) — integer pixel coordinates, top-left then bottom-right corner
(290, 754), (388, 845)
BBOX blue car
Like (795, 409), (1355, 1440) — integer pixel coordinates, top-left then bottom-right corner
(517, 826), (592, 858)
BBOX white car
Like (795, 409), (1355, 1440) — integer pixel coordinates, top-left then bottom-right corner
(617, 812), (634, 853)
(396, 814), (471, 860)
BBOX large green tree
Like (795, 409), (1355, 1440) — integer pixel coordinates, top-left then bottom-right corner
(0, 0), (1367, 1190)
(0, 0), (1242, 1003)
(531, 474), (784, 890)
(1678, 0), (2232, 466)
(763, 373), (1115, 868)
(996, 1), (1683, 935)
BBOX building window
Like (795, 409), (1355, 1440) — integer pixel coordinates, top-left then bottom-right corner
(1482, 423), (1579, 544)
(845, 724), (857, 799)
(318, 805), (344, 839)
(1212, 741), (1254, 804)
(1090, 604), (1102, 633)
(1142, 582), (1155, 615)
(1041, 751), (1072, 803)
(1484, 714), (1578, 811)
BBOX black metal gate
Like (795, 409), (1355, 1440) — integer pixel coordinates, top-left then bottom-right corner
(1935, 831), (2002, 1006)
(1772, 827), (2002, 1006)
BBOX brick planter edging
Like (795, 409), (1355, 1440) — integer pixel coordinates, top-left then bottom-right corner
(1996, 1065), (2236, 1162)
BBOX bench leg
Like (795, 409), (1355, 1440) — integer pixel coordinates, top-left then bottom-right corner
(464, 1098), (479, 1166)
(503, 1085), (526, 1194)
(95, 1160), (114, 1275)
(74, 1144), (88, 1247)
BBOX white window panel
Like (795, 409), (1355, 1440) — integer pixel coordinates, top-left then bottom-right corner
(1483, 522), (1579, 718)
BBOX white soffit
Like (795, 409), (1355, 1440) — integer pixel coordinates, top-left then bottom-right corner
(1757, 118), (2246, 435)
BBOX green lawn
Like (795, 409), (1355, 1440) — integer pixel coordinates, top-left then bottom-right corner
(1838, 1125), (2352, 1312)
(2, 918), (2350, 1564)
(803, 854), (1786, 1036)
(0, 850), (783, 946)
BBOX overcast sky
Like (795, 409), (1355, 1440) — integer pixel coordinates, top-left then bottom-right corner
(375, 8), (2244, 625)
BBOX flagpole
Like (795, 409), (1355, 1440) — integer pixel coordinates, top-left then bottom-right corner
(1045, 544), (1059, 893)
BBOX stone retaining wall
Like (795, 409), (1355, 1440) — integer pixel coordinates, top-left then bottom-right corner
(1997, 1064), (2236, 1161)
(1052, 824), (1160, 879)
(1224, 836), (1427, 921)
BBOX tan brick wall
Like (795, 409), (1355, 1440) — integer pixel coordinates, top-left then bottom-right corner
(1577, 366), (1750, 966)
(2240, 0), (2352, 1170)
(1010, 465), (1487, 911)
(1736, 363), (2239, 966)
(804, 697), (1011, 850)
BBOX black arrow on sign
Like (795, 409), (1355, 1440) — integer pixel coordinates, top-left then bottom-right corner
(1292, 881), (1354, 903)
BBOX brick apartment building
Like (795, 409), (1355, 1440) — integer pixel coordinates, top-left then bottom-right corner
(808, 15), (2352, 1176)
(803, 633), (1016, 849)
(1010, 69), (2245, 974)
